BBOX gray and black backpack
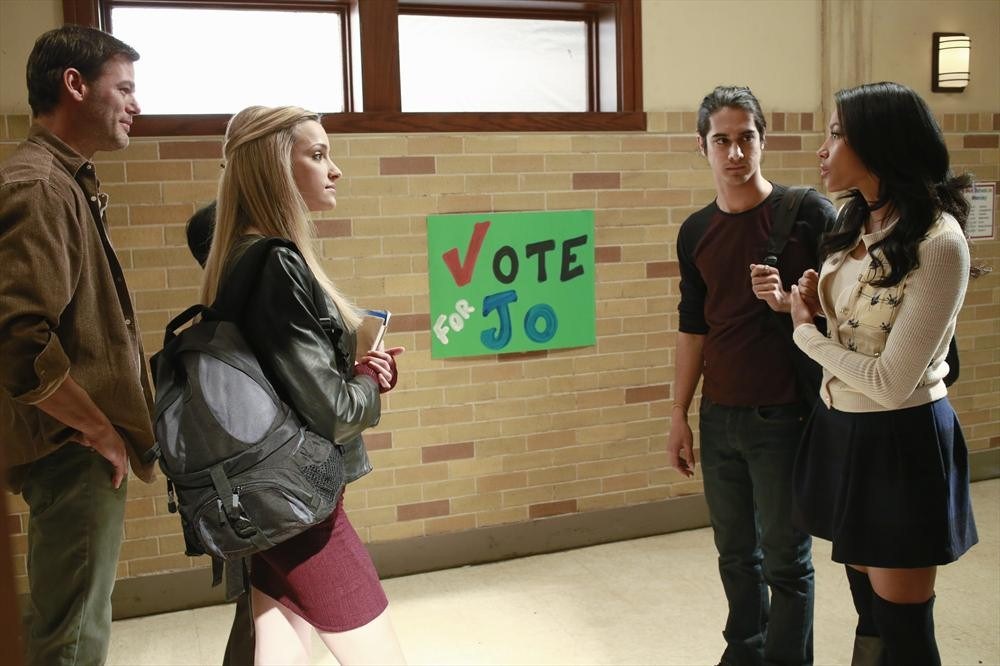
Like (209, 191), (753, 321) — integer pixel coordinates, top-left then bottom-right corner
(146, 238), (344, 590)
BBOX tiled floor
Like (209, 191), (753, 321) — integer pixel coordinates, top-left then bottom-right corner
(108, 479), (999, 665)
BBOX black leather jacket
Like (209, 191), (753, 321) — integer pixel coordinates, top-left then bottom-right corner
(226, 236), (378, 484)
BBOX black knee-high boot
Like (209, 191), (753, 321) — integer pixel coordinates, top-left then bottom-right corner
(845, 567), (885, 666)
(846, 566), (879, 636)
(870, 594), (941, 666)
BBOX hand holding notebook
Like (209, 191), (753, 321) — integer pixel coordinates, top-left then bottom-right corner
(355, 309), (391, 356)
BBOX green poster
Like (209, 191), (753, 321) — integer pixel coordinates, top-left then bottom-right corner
(426, 210), (596, 359)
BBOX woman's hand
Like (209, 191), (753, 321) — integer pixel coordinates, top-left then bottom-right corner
(790, 285), (818, 328)
(356, 347), (405, 393)
(796, 269), (821, 315)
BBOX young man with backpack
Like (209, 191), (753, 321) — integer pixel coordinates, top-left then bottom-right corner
(667, 86), (837, 666)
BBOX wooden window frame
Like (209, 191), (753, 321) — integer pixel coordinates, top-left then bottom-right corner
(63, 0), (644, 134)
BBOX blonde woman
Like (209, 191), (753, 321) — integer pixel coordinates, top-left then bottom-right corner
(202, 106), (406, 665)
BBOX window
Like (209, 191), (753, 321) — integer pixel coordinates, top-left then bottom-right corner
(398, 14), (589, 112)
(63, 0), (644, 133)
(110, 6), (346, 114)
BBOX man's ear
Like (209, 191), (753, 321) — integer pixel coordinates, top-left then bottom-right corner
(697, 135), (706, 157)
(63, 68), (87, 103)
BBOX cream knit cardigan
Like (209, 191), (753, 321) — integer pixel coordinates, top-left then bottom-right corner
(793, 212), (969, 412)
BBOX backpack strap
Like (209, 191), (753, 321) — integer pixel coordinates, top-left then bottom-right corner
(215, 556), (251, 601)
(762, 186), (812, 266)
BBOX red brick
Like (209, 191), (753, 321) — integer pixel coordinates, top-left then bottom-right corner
(159, 141), (222, 159)
(380, 156), (435, 175)
(595, 246), (622, 263)
(316, 219), (351, 237)
(963, 134), (999, 149)
(625, 384), (670, 404)
(572, 172), (621, 190)
(800, 113), (814, 131)
(993, 114), (1000, 131)
(646, 261), (679, 278)
(390, 313), (428, 333)
(397, 499), (450, 521)
(478, 472), (527, 493)
(364, 432), (392, 451)
(529, 499), (577, 519)
(7, 514), (21, 535)
(498, 350), (548, 362)
(765, 135), (801, 151)
(422, 442), (474, 463)
(771, 112), (785, 131)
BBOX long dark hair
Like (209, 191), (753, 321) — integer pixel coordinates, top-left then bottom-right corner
(820, 82), (974, 287)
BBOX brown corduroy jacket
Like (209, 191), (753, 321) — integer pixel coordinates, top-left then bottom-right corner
(0, 125), (156, 491)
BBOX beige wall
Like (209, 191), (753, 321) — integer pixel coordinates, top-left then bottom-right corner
(871, 0), (1000, 114)
(642, 0), (1000, 116)
(0, 0), (60, 114)
(642, 0), (824, 112)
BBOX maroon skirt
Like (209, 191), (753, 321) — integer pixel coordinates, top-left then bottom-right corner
(250, 497), (388, 632)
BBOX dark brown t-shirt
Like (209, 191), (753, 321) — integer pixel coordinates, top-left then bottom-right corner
(676, 184), (836, 406)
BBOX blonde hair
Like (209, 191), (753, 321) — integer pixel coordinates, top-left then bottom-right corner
(201, 105), (360, 329)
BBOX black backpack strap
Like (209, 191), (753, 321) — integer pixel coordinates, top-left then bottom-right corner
(763, 186), (812, 266)
(212, 556), (250, 601)
(943, 335), (960, 386)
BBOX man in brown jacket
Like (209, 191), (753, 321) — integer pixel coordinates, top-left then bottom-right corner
(0, 26), (155, 665)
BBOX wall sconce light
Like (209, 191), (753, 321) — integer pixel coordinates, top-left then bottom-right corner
(932, 32), (971, 92)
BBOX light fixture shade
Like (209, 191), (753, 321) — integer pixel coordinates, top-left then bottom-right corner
(932, 32), (971, 92)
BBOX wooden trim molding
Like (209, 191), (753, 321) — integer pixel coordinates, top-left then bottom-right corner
(94, 491), (711, 620)
(971, 446), (1000, 482)
(62, 0), (100, 26)
(129, 111), (646, 136)
(356, 0), (401, 111)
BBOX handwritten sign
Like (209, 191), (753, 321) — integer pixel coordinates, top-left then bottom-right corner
(426, 210), (596, 358)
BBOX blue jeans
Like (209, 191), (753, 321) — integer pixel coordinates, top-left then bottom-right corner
(699, 398), (814, 666)
(21, 444), (127, 666)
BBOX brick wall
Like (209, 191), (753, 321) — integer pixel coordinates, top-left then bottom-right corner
(2, 111), (997, 592)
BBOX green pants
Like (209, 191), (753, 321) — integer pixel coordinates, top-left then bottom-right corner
(20, 443), (127, 666)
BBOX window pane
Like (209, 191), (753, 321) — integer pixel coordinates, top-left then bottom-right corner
(111, 7), (344, 114)
(398, 14), (587, 112)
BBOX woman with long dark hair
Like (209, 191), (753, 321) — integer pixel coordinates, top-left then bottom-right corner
(789, 82), (980, 666)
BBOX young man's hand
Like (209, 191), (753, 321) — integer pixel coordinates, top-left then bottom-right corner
(667, 412), (696, 478)
(749, 263), (791, 312)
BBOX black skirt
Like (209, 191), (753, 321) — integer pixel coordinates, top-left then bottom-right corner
(793, 397), (978, 568)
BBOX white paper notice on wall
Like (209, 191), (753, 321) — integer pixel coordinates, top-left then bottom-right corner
(964, 182), (996, 240)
